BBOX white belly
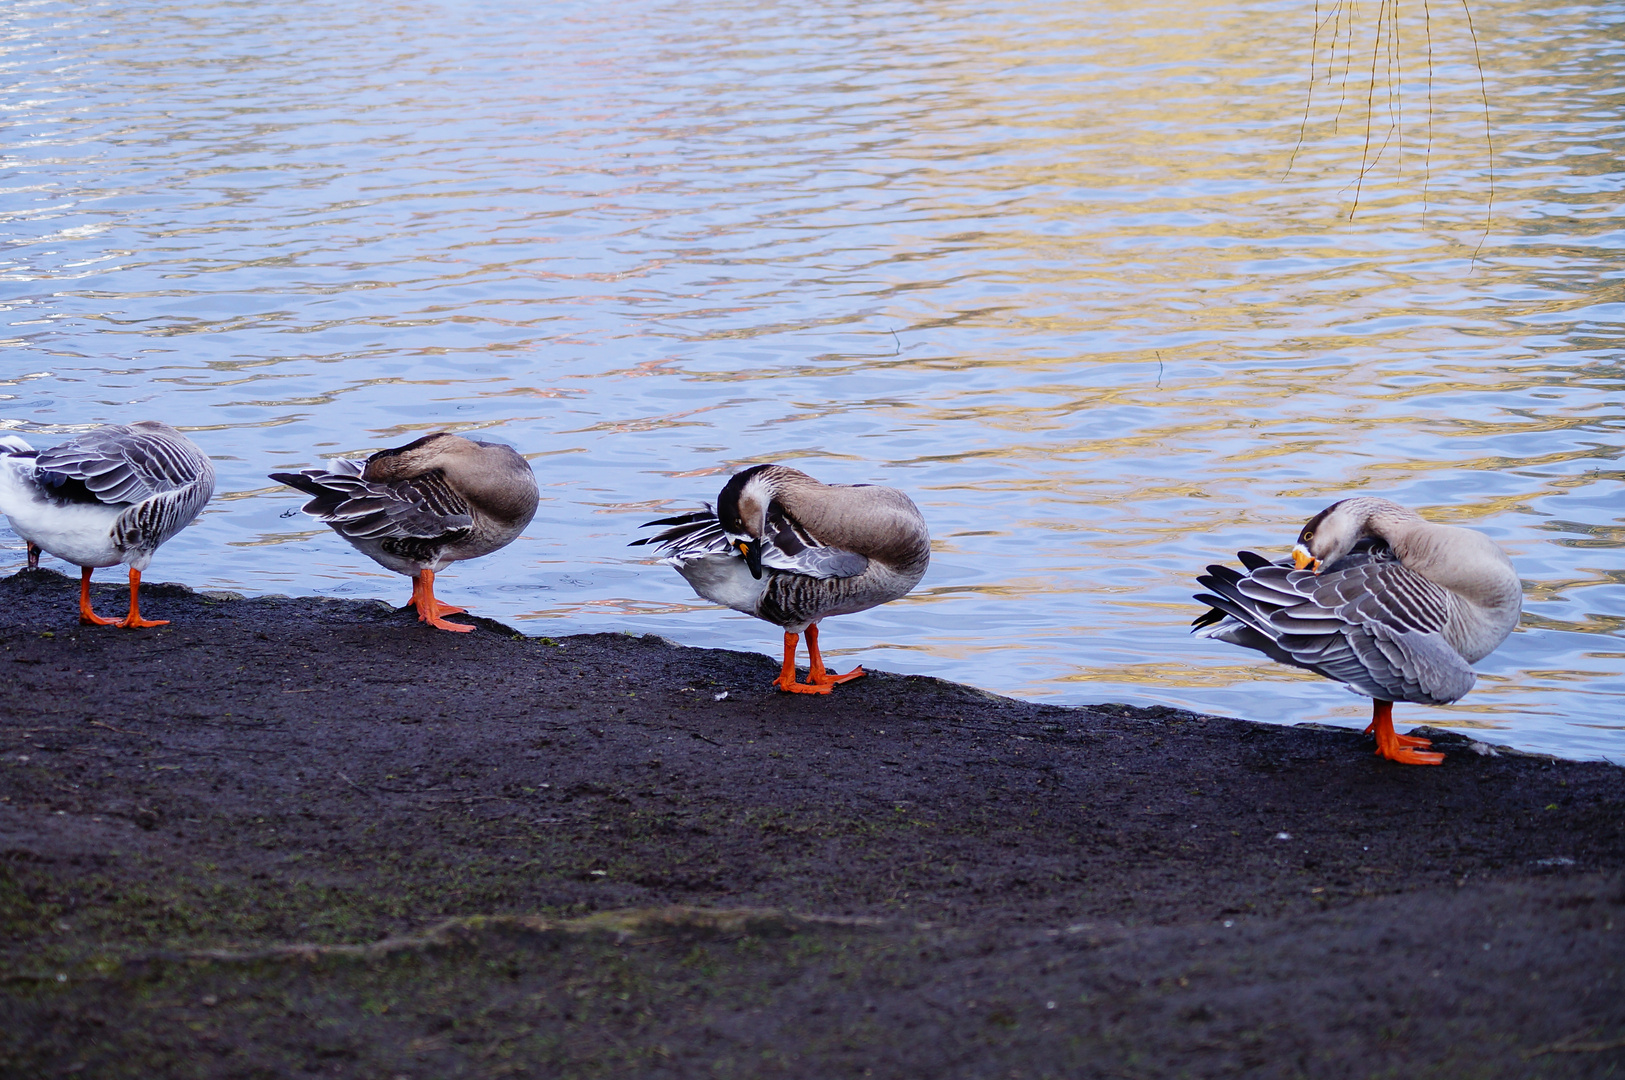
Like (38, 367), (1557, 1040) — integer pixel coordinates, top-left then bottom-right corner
(2, 495), (123, 568)
(672, 554), (768, 615)
(0, 455), (121, 567)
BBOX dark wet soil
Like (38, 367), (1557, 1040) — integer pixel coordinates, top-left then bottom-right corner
(0, 567), (1621, 1079)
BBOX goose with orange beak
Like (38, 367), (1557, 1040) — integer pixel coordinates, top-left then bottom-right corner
(635, 464), (929, 694)
(1193, 497), (1521, 765)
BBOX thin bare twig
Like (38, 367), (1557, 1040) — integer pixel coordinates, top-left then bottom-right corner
(1523, 1032), (1625, 1059)
(337, 772), (374, 798)
(1350, 0), (1388, 218)
(1422, 0), (1436, 217)
(1286, 0), (1333, 179)
(1460, 0), (1495, 261)
(88, 720), (144, 736)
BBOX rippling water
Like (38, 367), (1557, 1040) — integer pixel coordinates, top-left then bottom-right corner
(3, 0), (1622, 760)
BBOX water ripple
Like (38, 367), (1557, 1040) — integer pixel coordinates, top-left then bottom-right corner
(1, 0), (1622, 760)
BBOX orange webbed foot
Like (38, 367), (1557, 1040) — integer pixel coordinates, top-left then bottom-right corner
(771, 631), (833, 693)
(412, 569), (474, 632)
(773, 675), (834, 694)
(1364, 720), (1430, 748)
(421, 613), (474, 633)
(1376, 744), (1446, 766)
(1367, 700), (1445, 765)
(799, 624), (863, 689)
(79, 609), (118, 627)
(111, 570), (166, 629)
(808, 665), (865, 686)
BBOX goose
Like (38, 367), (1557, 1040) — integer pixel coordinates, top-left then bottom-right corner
(1193, 496), (1521, 765)
(634, 464), (930, 694)
(0, 422), (215, 627)
(269, 432), (538, 632)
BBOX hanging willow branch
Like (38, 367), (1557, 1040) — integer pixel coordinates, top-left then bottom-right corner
(1286, 0), (1494, 244)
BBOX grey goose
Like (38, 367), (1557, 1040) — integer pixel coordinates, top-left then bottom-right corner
(0, 421), (215, 627)
(1193, 497), (1521, 765)
(635, 464), (930, 694)
(270, 432), (538, 632)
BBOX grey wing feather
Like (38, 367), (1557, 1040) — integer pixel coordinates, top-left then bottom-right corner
(270, 466), (473, 542)
(35, 426), (215, 552)
(1287, 561), (1452, 636)
(632, 508), (729, 559)
(37, 425), (213, 506)
(1194, 547), (1474, 705)
(326, 457), (365, 478)
(758, 544), (869, 579)
(758, 501), (869, 579)
(112, 476), (215, 553)
(632, 505), (869, 579)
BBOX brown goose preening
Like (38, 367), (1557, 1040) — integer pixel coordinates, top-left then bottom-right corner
(1193, 496), (1521, 765)
(270, 433), (538, 632)
(0, 422), (215, 627)
(634, 464), (930, 694)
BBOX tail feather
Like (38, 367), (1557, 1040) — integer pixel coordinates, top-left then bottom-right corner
(631, 506), (726, 557)
(268, 470), (371, 521)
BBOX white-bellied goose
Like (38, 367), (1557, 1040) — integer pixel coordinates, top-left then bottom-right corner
(0, 422), (215, 627)
(1193, 496), (1521, 765)
(270, 433), (538, 632)
(635, 464), (930, 694)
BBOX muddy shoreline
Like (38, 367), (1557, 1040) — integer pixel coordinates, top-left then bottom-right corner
(1, 568), (1621, 1078)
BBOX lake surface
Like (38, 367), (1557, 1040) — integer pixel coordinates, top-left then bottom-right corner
(3, 0), (1622, 761)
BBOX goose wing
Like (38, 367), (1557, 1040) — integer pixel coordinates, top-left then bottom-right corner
(36, 425), (212, 507)
(634, 505), (869, 579)
(270, 465), (473, 543)
(756, 501), (869, 579)
(36, 426), (215, 551)
(1194, 545), (1474, 705)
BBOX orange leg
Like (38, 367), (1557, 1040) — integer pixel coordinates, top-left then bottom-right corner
(1369, 700), (1444, 765)
(413, 568), (472, 632)
(772, 632), (831, 694)
(1363, 709), (1433, 748)
(407, 572), (467, 618)
(116, 568), (168, 629)
(804, 623), (864, 687)
(78, 567), (117, 626)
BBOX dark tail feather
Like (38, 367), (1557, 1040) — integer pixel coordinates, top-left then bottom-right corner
(630, 508), (718, 548)
(1237, 549), (1275, 571)
(268, 471), (337, 491)
(636, 509), (714, 529)
(268, 471), (358, 519)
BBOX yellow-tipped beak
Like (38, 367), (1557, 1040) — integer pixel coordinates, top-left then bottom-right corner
(735, 539), (763, 579)
(1291, 545), (1320, 573)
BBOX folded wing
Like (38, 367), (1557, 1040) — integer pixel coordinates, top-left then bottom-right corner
(269, 466), (474, 544)
(1193, 541), (1474, 705)
(634, 504), (869, 579)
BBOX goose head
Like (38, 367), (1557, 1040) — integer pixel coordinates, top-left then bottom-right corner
(1290, 496), (1412, 572)
(716, 464), (793, 579)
